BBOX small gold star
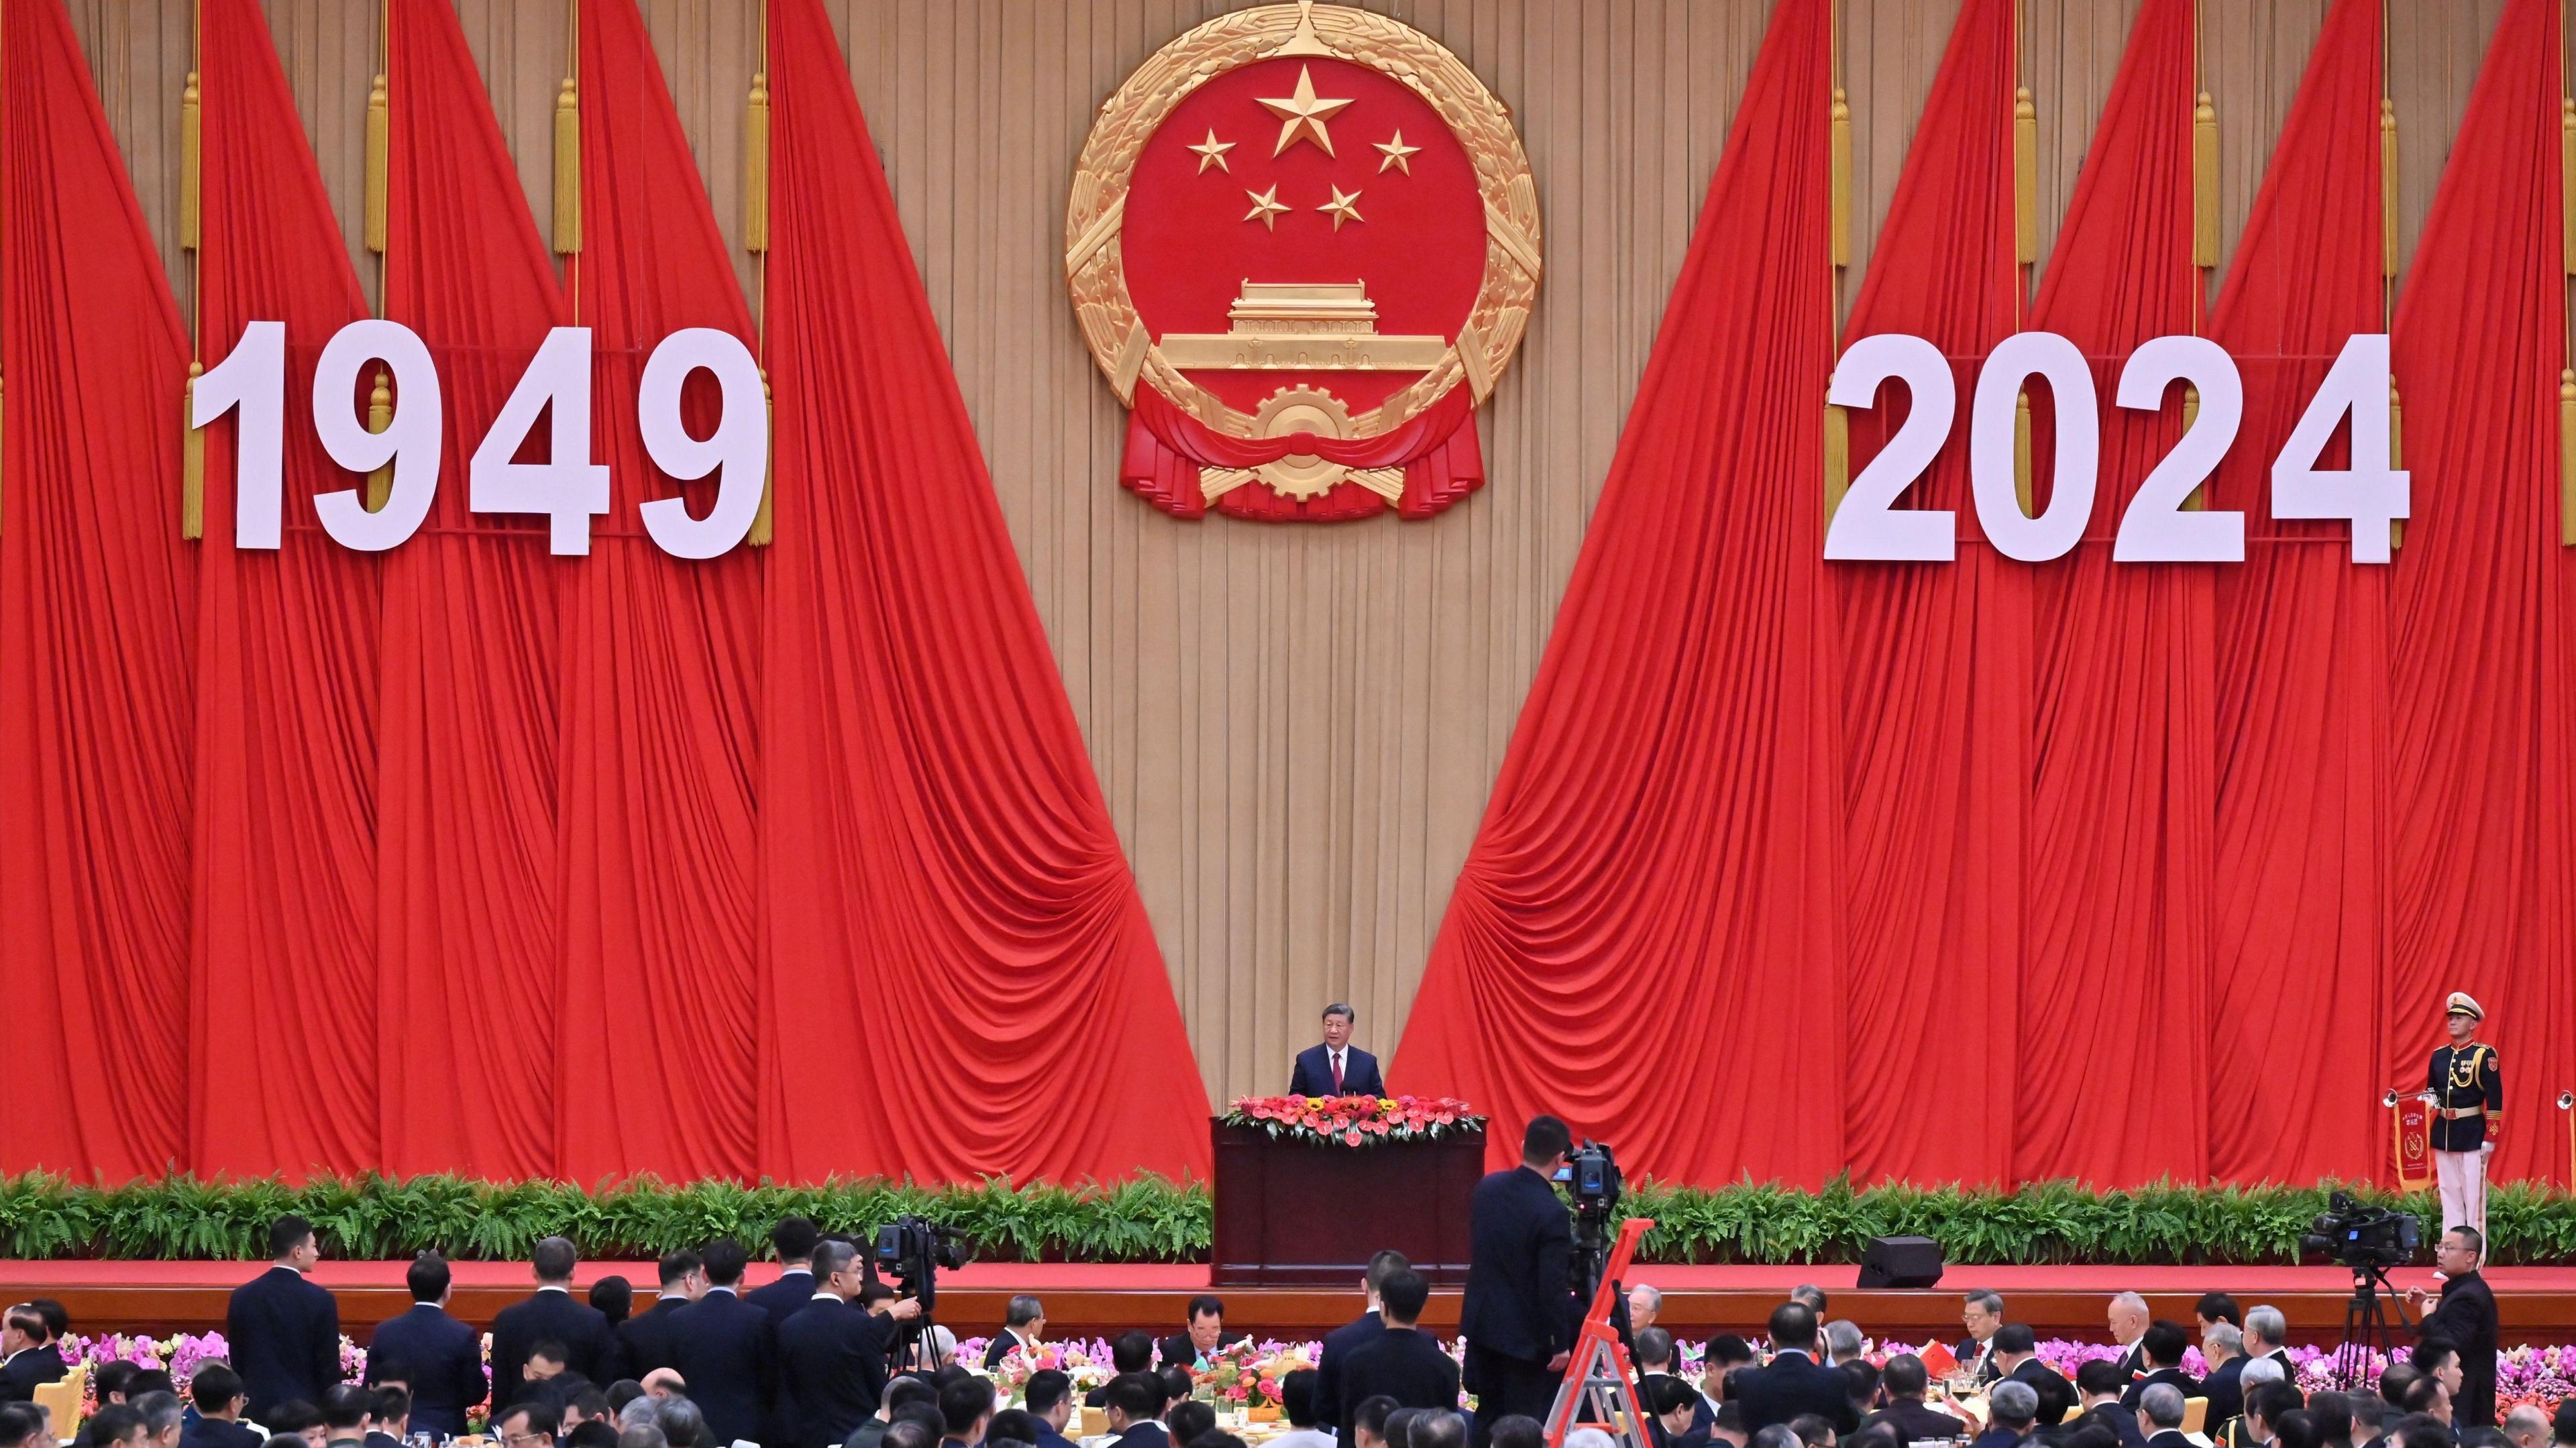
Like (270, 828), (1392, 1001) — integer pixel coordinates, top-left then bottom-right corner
(1373, 129), (1421, 174)
(1243, 185), (1290, 229)
(1255, 64), (1355, 157)
(1317, 184), (1363, 231)
(1187, 129), (1236, 174)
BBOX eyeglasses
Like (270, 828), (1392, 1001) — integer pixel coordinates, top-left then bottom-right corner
(502, 1430), (555, 1448)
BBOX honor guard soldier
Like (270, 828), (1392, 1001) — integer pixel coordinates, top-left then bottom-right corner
(2424, 991), (2501, 1246)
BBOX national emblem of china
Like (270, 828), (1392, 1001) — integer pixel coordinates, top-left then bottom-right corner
(1065, 1), (1541, 521)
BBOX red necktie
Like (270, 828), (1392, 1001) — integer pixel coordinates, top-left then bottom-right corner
(1332, 1052), (1344, 1091)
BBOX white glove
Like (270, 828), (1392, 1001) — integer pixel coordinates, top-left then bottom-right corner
(2481, 1141), (2496, 1157)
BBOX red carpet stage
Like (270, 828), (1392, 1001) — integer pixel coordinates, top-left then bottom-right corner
(12, 1259), (2576, 1345)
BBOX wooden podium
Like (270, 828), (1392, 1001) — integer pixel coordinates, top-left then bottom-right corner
(1209, 1119), (1485, 1286)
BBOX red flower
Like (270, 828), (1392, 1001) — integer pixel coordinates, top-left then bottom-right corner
(1344, 1129), (1363, 1146)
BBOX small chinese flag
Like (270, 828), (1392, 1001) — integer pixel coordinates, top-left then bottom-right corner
(1919, 1341), (1958, 1378)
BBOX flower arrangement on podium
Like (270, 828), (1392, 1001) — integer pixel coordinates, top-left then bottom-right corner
(1222, 1095), (1484, 1148)
(983, 1338), (1114, 1404)
(1191, 1339), (1318, 1413)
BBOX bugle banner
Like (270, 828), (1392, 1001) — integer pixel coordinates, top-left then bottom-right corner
(2387, 1089), (2432, 1191)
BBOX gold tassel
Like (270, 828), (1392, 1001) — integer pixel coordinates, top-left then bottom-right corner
(366, 72), (388, 254)
(2180, 385), (2203, 510)
(182, 364), (205, 541)
(2192, 92), (2218, 268)
(2014, 390), (2034, 515)
(1829, 87), (1850, 268)
(749, 374), (775, 547)
(745, 72), (771, 253)
(180, 70), (202, 251)
(2389, 380), (2404, 551)
(1823, 402), (1849, 522)
(2561, 370), (2575, 545)
(2015, 86), (2038, 265)
(2381, 98), (2399, 279)
(365, 370), (394, 512)
(2562, 99), (2574, 276)
(553, 77), (581, 254)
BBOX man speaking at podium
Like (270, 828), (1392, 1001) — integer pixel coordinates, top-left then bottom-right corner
(1289, 1004), (1385, 1097)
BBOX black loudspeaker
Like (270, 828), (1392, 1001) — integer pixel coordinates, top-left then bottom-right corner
(1856, 1235), (1945, 1288)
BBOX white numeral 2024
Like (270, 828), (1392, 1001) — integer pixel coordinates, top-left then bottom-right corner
(192, 321), (767, 559)
(1823, 331), (2406, 565)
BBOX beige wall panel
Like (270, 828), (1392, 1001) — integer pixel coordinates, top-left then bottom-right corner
(67, 0), (2522, 1121)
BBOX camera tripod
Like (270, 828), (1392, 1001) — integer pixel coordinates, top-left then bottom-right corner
(2333, 1264), (2412, 1389)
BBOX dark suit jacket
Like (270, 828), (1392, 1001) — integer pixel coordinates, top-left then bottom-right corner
(0, 1344), (66, 1406)
(1313, 1312), (1387, 1433)
(1969, 1430), (2027, 1448)
(2008, 1359), (2077, 1429)
(1035, 1431), (1081, 1448)
(746, 1270), (820, 1325)
(1733, 1351), (1860, 1436)
(1860, 1398), (1967, 1443)
(2075, 1402), (2148, 1448)
(1334, 1328), (1462, 1440)
(368, 1301), (488, 1437)
(616, 1296), (694, 1379)
(2113, 1345), (2145, 1383)
(1157, 1331), (1249, 1372)
(2119, 1368), (2201, 1412)
(225, 1265), (342, 1420)
(489, 1288), (621, 1414)
(1111, 1427), (1171, 1448)
(777, 1296), (898, 1448)
(1955, 1339), (2000, 1385)
(2145, 1430), (2196, 1448)
(1638, 1374), (1715, 1444)
(2421, 1270), (2500, 1428)
(1288, 1045), (1386, 1098)
(2198, 1358), (2245, 1427)
(671, 1288), (777, 1448)
(365, 1430), (405, 1448)
(983, 1329), (1036, 1373)
(180, 1418), (265, 1448)
(1458, 1166), (1578, 1368)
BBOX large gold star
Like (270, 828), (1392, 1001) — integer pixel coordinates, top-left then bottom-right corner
(1242, 185), (1290, 230)
(1255, 65), (1354, 157)
(1187, 129), (1235, 174)
(1317, 184), (1364, 231)
(1373, 129), (1421, 174)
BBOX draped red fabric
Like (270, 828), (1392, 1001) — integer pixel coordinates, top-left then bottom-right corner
(1392, 0), (1841, 1184)
(2202, 0), (2388, 1185)
(375, 0), (570, 1180)
(758, 0), (1211, 1182)
(1831, 0), (2024, 1187)
(2385, 0), (2573, 1186)
(2017, 0), (2211, 1186)
(0, 0), (195, 1181)
(553, 0), (762, 1184)
(1120, 385), (1483, 521)
(188, 0), (382, 1180)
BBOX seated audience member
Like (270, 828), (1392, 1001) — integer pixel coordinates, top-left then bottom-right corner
(568, 1425), (619, 1448)
(642, 1372), (687, 1406)
(133, 1392), (186, 1448)
(619, 1426), (669, 1448)
(2399, 1379), (2449, 1429)
(1842, 1427), (1898, 1448)
(2218, 1365), (2286, 1447)
(2272, 1412), (2324, 1448)
(2347, 1394), (2390, 1448)
(1839, 1364), (1880, 1423)
(368, 1387), (412, 1448)
(2378, 1366), (2422, 1416)
(1087, 1333), (1159, 1410)
(2302, 1395), (2353, 1448)
(1350, 1396), (1401, 1448)
(489, 1402), (552, 1448)
(1334, 1272), (1461, 1443)
(318, 1386), (373, 1448)
(1167, 1403), (1217, 1448)
(2412, 1342), (2464, 1410)
(2236, 1382), (2303, 1448)
(2202, 1325), (2249, 1429)
(2504, 1406), (2550, 1448)
(1750, 1427), (1805, 1448)
(2385, 1418), (2451, 1448)
(1994, 1325), (2075, 1429)
(1266, 1368), (1331, 1448)
(264, 1402), (327, 1443)
(1960, 1293), (2008, 1385)
(1646, 1377), (1711, 1448)
(93, 1361), (144, 1409)
(1411, 1412), (1469, 1448)
(2072, 1361), (2145, 1448)
(89, 1405), (150, 1448)
(987, 1300), (1048, 1374)
(1383, 1410), (1424, 1448)
(1104, 1374), (1171, 1448)
(1, 1302), (68, 1406)
(2551, 1401), (2576, 1448)
(1159, 1298), (1246, 1373)
(1823, 1325), (1866, 1374)
(0, 1404), (44, 1448)
(936, 1376), (994, 1448)
(1157, 1368), (1194, 1419)
(2123, 1325), (2201, 1410)
(854, 1380), (943, 1448)
(183, 1367), (263, 1448)
(1707, 1339), (1759, 1403)
(1785, 1414), (1836, 1448)
(1636, 1329), (1715, 1441)
(2462, 1434), (2515, 1448)
(2057, 1428), (2117, 1448)
(1975, 1383), (2039, 1448)
(2244, 1310), (2294, 1384)
(655, 1397), (708, 1448)
(1022, 1370), (1080, 1448)
(607, 1381), (647, 1415)
(2135, 1385), (2191, 1448)
(986, 1410), (1042, 1448)
(1860, 1355), (1965, 1444)
(1197, 1435), (1250, 1448)
(1734, 1305), (1859, 1436)
(882, 1424), (939, 1448)
(564, 1386), (614, 1435)
(1488, 1418), (1546, 1448)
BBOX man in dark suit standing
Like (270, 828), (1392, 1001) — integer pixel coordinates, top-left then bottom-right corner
(1288, 1005), (1387, 1098)
(1316, 1250), (1408, 1434)
(2411, 1224), (2500, 1427)
(366, 1254), (485, 1439)
(1857, 1355), (1964, 1444)
(745, 1219), (824, 1325)
(488, 1237), (621, 1413)
(1731, 1304), (1858, 1436)
(1157, 1297), (1247, 1372)
(1333, 1272), (1461, 1441)
(672, 1237), (777, 1448)
(224, 1216), (341, 1421)
(618, 1250), (708, 1381)
(1460, 1116), (1580, 1448)
(777, 1239), (922, 1448)
(2118, 1323), (2199, 1412)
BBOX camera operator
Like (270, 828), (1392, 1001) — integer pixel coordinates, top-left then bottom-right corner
(1460, 1116), (1583, 1448)
(2405, 1226), (2498, 1428)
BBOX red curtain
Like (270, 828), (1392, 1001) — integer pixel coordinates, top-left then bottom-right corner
(552, 0), (763, 1184)
(0, 0), (195, 1182)
(189, 0), (382, 1180)
(758, 0), (1212, 1182)
(375, 0), (570, 1180)
(2385, 0), (2573, 1186)
(1392, 0), (1843, 1185)
(1831, 0), (2025, 1187)
(2015, 0), (2212, 1186)
(2203, 0), (2389, 1184)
